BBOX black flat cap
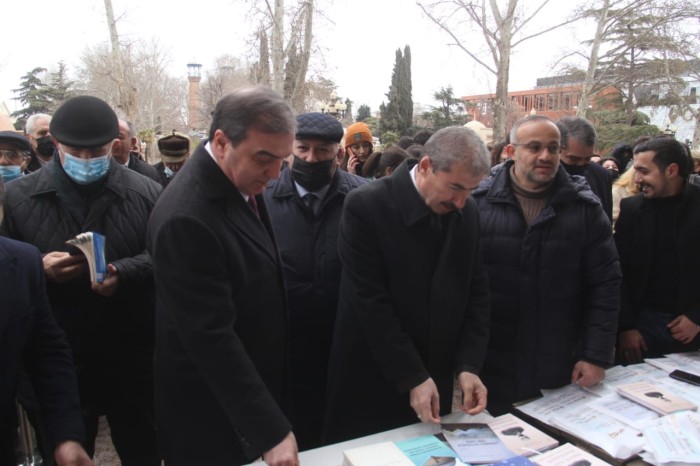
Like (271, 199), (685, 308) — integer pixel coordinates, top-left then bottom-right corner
(50, 95), (119, 148)
(0, 131), (31, 152)
(296, 112), (344, 143)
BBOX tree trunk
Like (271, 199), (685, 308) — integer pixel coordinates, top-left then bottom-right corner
(271, 0), (285, 94)
(103, 0), (135, 119)
(578, 0), (611, 118)
(290, 0), (313, 111)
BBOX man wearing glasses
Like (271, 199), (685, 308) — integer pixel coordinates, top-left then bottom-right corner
(0, 131), (32, 183)
(472, 115), (620, 415)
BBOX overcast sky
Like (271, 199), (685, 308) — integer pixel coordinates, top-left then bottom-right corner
(1, 0), (584, 117)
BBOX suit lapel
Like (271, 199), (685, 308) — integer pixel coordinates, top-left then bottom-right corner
(190, 146), (279, 264)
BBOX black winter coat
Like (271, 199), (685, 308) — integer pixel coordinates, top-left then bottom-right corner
(1, 158), (161, 374)
(148, 147), (291, 464)
(615, 184), (700, 332)
(324, 160), (490, 443)
(472, 161), (620, 412)
(263, 167), (366, 448)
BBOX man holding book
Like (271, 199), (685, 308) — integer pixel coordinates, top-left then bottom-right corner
(1, 95), (162, 465)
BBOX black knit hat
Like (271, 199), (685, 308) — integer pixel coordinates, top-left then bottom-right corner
(0, 131), (31, 152)
(296, 112), (344, 143)
(50, 95), (119, 148)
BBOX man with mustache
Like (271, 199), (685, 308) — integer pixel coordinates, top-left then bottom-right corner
(325, 126), (491, 443)
(472, 115), (620, 415)
(616, 137), (700, 363)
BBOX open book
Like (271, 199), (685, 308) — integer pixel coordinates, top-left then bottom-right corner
(65, 232), (107, 283)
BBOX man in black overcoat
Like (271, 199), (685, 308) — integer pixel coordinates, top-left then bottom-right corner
(324, 126), (492, 443)
(147, 86), (299, 466)
(0, 178), (91, 466)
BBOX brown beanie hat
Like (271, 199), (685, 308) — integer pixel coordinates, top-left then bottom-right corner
(345, 122), (374, 149)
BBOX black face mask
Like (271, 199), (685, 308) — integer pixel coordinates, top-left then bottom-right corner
(290, 155), (334, 192)
(35, 136), (55, 158)
(608, 168), (620, 181)
(561, 161), (587, 177)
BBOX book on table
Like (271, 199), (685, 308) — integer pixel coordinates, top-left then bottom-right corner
(616, 381), (697, 415)
(488, 413), (559, 457)
(441, 423), (514, 464)
(342, 435), (464, 466)
(65, 232), (107, 284)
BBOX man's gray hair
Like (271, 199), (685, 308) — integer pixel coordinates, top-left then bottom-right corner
(509, 115), (555, 144)
(209, 86), (296, 144)
(422, 126), (490, 176)
(25, 113), (52, 135)
(127, 121), (137, 139)
(556, 116), (597, 148)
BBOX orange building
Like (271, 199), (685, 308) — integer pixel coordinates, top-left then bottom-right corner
(462, 79), (621, 130)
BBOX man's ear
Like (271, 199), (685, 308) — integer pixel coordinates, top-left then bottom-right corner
(418, 155), (432, 173)
(666, 162), (679, 178)
(505, 144), (516, 160)
(337, 145), (345, 162)
(211, 129), (228, 160)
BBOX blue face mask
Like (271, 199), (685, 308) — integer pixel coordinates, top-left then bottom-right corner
(0, 165), (22, 182)
(164, 166), (175, 178)
(62, 152), (111, 185)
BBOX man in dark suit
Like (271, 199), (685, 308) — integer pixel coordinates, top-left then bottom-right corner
(147, 86), (298, 466)
(0, 178), (92, 466)
(556, 116), (613, 222)
(324, 126), (492, 443)
(113, 119), (160, 183)
(263, 112), (366, 450)
(616, 137), (700, 363)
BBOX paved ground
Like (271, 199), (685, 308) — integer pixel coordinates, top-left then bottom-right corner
(93, 418), (120, 465)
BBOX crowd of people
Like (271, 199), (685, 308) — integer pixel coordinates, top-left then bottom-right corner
(1, 85), (699, 466)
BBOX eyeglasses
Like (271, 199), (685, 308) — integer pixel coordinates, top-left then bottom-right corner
(0, 149), (30, 163)
(512, 142), (562, 155)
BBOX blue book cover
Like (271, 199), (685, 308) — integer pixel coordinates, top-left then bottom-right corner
(92, 232), (107, 283)
(395, 435), (461, 466)
(66, 232), (107, 283)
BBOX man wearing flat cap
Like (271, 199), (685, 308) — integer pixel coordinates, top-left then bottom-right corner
(1, 95), (162, 465)
(0, 130), (32, 183)
(154, 131), (190, 188)
(263, 112), (366, 450)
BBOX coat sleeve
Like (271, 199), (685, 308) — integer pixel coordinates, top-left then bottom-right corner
(338, 192), (430, 393)
(578, 204), (621, 366)
(454, 228), (490, 376)
(613, 197), (637, 331)
(23, 247), (85, 451)
(150, 215), (291, 457)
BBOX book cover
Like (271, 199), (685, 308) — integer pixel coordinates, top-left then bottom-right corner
(65, 232), (107, 283)
(442, 423), (514, 464)
(395, 435), (460, 466)
(488, 413), (559, 457)
(617, 381), (697, 415)
(342, 441), (414, 466)
(530, 443), (613, 466)
(491, 456), (536, 466)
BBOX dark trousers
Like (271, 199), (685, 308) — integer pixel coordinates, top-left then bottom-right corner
(80, 369), (160, 466)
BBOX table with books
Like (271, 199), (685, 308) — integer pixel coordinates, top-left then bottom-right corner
(246, 352), (700, 466)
